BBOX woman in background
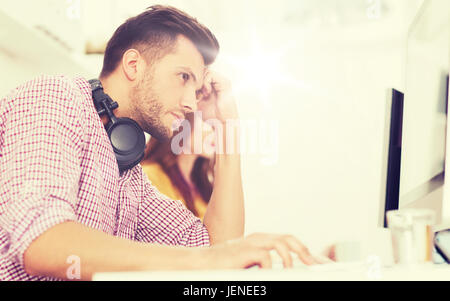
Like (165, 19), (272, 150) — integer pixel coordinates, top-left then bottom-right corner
(141, 113), (216, 220)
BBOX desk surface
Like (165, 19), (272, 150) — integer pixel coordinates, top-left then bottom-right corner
(93, 263), (450, 281)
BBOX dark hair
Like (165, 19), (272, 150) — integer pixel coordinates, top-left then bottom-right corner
(142, 136), (213, 217)
(100, 5), (220, 78)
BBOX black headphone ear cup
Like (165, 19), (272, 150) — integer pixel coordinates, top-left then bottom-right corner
(90, 79), (145, 172)
(106, 118), (146, 172)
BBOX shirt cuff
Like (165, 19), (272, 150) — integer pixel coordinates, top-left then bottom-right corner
(6, 198), (77, 269)
(182, 219), (211, 248)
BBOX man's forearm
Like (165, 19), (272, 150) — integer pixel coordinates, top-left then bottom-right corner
(23, 222), (201, 280)
(203, 126), (245, 245)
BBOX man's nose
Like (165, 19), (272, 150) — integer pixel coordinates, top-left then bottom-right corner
(181, 90), (198, 113)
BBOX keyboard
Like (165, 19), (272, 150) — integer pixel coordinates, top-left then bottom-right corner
(267, 250), (365, 271)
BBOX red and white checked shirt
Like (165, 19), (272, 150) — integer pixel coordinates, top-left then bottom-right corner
(0, 75), (210, 281)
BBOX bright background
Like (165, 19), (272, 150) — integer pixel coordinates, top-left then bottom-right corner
(1, 0), (448, 253)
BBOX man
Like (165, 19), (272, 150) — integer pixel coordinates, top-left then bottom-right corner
(0, 5), (319, 281)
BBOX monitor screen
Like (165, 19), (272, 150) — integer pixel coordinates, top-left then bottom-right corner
(398, 0), (449, 214)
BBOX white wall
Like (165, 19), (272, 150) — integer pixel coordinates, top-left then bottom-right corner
(203, 1), (423, 253)
(238, 34), (407, 252)
(0, 7), (94, 96)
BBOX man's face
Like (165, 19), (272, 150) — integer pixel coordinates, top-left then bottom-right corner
(129, 35), (206, 141)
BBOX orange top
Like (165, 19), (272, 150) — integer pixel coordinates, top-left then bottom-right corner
(141, 162), (208, 220)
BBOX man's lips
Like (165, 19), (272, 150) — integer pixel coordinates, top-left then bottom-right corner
(170, 112), (185, 130)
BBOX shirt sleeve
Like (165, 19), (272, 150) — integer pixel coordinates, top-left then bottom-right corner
(0, 76), (83, 268)
(135, 168), (210, 247)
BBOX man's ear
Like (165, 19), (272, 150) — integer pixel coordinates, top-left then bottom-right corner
(121, 49), (142, 81)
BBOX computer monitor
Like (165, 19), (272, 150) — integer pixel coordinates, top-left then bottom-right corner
(380, 0), (449, 227)
(398, 0), (449, 223)
(382, 89), (404, 227)
(381, 83), (449, 228)
(398, 72), (448, 220)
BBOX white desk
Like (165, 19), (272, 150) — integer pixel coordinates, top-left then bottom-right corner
(93, 263), (450, 281)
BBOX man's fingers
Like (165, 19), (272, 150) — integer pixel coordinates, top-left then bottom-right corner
(313, 254), (334, 264)
(204, 82), (212, 97)
(235, 233), (323, 269)
(259, 250), (272, 269)
(272, 243), (293, 268)
(202, 70), (231, 96)
(284, 235), (318, 265)
(210, 75), (231, 94)
(244, 249), (271, 269)
(198, 83), (213, 103)
(202, 72), (213, 96)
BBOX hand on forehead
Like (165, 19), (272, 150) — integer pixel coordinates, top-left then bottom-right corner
(203, 70), (231, 95)
(195, 68), (212, 100)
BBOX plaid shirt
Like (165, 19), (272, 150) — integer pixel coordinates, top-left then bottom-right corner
(0, 75), (210, 281)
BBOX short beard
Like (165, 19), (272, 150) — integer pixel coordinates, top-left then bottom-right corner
(129, 73), (171, 141)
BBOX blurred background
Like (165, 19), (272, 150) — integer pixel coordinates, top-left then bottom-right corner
(1, 0), (448, 252)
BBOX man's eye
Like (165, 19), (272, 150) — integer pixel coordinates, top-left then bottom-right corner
(181, 73), (190, 82)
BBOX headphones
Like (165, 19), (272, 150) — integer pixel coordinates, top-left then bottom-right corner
(89, 79), (146, 173)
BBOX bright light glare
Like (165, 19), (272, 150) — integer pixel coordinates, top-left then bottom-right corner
(222, 36), (308, 108)
(225, 47), (285, 99)
(231, 50), (283, 94)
